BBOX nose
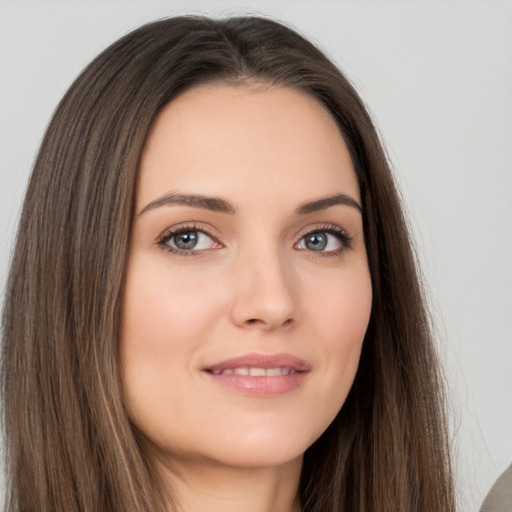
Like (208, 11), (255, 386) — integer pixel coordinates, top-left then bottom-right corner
(229, 246), (297, 331)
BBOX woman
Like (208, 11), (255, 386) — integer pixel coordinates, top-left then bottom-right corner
(1, 16), (455, 511)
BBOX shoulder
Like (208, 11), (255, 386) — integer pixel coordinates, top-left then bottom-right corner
(480, 464), (512, 512)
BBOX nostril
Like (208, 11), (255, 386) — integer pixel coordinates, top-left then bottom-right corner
(244, 317), (294, 328)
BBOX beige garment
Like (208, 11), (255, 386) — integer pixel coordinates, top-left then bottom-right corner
(480, 464), (512, 512)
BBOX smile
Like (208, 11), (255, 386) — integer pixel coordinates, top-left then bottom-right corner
(202, 353), (311, 396)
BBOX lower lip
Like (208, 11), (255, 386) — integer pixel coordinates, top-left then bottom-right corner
(203, 371), (308, 396)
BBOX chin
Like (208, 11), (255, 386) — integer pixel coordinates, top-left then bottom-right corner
(202, 443), (306, 471)
(195, 419), (326, 470)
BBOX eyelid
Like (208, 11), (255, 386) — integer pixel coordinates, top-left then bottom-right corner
(155, 221), (353, 257)
(156, 222), (222, 256)
(294, 223), (353, 254)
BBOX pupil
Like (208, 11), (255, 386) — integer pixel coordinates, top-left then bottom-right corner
(305, 233), (327, 251)
(175, 231), (198, 250)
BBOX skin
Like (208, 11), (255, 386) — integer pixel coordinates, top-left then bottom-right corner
(120, 83), (373, 512)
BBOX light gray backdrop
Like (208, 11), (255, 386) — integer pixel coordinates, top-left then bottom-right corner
(1, 1), (511, 510)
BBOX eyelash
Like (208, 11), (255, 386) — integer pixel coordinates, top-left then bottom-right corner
(156, 223), (218, 257)
(297, 224), (353, 258)
(156, 223), (353, 257)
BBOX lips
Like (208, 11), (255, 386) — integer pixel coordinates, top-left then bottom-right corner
(202, 353), (311, 396)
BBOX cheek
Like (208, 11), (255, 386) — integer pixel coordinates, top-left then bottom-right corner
(306, 262), (372, 413)
(118, 256), (223, 423)
(121, 256), (222, 353)
(307, 256), (372, 344)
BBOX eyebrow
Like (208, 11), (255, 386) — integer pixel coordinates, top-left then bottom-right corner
(138, 192), (362, 216)
(296, 194), (362, 215)
(138, 193), (237, 216)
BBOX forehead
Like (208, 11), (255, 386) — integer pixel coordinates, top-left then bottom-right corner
(137, 83), (359, 210)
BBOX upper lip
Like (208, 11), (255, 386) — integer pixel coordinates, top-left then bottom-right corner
(203, 352), (312, 373)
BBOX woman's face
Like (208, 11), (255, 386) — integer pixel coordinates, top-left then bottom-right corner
(120, 84), (372, 470)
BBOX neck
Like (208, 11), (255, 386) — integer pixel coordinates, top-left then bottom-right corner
(156, 455), (303, 512)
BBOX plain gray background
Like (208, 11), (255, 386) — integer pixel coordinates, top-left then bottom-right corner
(1, 1), (511, 510)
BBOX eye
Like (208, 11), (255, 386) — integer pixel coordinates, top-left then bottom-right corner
(296, 226), (352, 255)
(157, 226), (221, 254)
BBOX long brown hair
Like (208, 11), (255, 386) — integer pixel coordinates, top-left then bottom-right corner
(1, 16), (455, 511)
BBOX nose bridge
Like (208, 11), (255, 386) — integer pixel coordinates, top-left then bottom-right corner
(229, 234), (297, 330)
